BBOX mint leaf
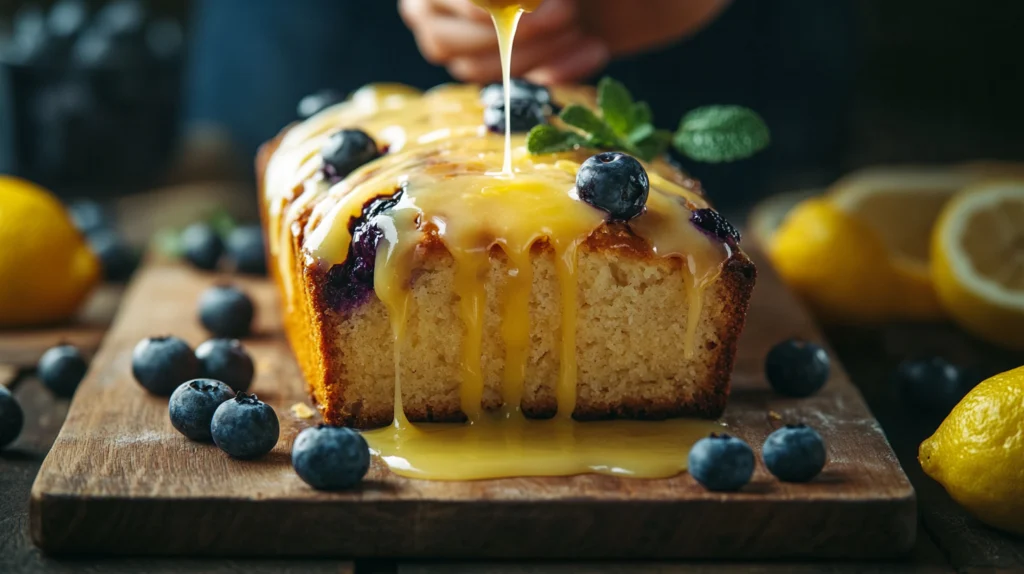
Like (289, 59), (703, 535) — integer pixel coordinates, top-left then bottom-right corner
(559, 105), (622, 148)
(626, 124), (655, 145)
(632, 129), (673, 162)
(526, 125), (586, 155)
(597, 77), (635, 135)
(673, 105), (770, 163)
(630, 101), (652, 129)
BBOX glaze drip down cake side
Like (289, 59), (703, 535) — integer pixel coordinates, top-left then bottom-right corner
(258, 83), (756, 429)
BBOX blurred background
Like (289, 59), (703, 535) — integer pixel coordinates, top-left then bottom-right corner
(1, 0), (1023, 207)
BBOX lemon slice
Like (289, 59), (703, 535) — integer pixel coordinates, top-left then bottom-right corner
(829, 166), (981, 288)
(932, 181), (1024, 349)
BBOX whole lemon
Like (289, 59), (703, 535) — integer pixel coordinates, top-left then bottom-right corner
(0, 176), (100, 327)
(919, 365), (1024, 535)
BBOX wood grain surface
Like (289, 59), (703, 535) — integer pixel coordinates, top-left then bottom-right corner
(29, 255), (916, 559)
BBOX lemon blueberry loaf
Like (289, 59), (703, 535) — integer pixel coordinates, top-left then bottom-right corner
(258, 82), (755, 429)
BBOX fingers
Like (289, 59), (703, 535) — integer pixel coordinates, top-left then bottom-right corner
(401, 0), (610, 84)
(448, 27), (589, 82)
(514, 0), (578, 42)
(523, 37), (610, 84)
(400, 0), (497, 64)
(428, 0), (492, 21)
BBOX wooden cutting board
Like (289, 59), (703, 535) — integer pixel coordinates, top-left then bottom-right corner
(29, 254), (916, 559)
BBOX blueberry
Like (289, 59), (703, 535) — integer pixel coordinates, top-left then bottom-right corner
(691, 208), (741, 246)
(169, 379), (235, 442)
(195, 339), (254, 392)
(0, 386), (24, 450)
(180, 223), (223, 271)
(67, 199), (107, 235)
(298, 89), (345, 119)
(292, 425), (371, 490)
(71, 25), (143, 69)
(94, 0), (146, 39)
(88, 228), (138, 282)
(765, 339), (830, 398)
(480, 78), (551, 107)
(762, 424), (827, 482)
(47, 0), (89, 42)
(226, 225), (266, 275)
(8, 5), (52, 65)
(483, 98), (547, 134)
(896, 356), (967, 416)
(321, 129), (380, 180)
(131, 336), (199, 396)
(144, 18), (183, 61)
(211, 392), (280, 459)
(575, 152), (650, 221)
(37, 344), (87, 398)
(688, 433), (755, 492)
(198, 285), (255, 339)
(324, 190), (404, 312)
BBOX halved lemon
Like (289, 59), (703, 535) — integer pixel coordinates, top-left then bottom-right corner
(932, 181), (1024, 349)
(827, 166), (988, 320)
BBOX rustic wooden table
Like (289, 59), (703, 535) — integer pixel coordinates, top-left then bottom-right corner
(1, 183), (1022, 572)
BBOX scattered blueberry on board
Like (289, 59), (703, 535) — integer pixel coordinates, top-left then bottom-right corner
(67, 199), (108, 236)
(576, 152), (650, 221)
(226, 225), (267, 276)
(180, 222), (224, 271)
(37, 344), (88, 398)
(321, 129), (380, 180)
(198, 285), (255, 339)
(687, 433), (755, 492)
(297, 89), (345, 119)
(131, 336), (199, 396)
(211, 392), (280, 459)
(195, 339), (255, 392)
(292, 425), (371, 490)
(895, 356), (969, 416)
(88, 228), (138, 282)
(765, 338), (830, 397)
(483, 98), (547, 133)
(0, 386), (24, 450)
(168, 379), (235, 442)
(762, 424), (827, 483)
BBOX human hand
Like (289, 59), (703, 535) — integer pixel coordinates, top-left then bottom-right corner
(399, 0), (610, 84)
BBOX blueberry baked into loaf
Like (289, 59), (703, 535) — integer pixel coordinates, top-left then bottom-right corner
(258, 82), (756, 429)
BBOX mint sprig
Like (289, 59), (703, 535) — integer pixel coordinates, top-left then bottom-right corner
(526, 77), (770, 164)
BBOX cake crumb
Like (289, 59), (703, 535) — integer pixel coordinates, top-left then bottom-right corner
(291, 403), (316, 419)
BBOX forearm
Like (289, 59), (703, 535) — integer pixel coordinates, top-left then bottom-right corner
(584, 0), (731, 56)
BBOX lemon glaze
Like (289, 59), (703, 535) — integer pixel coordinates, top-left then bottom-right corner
(263, 1), (733, 480)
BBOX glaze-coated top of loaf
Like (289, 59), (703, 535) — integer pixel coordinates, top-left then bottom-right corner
(261, 83), (743, 314)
